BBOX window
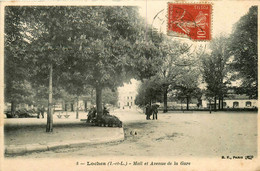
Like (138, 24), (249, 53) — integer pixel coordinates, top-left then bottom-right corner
(246, 101), (252, 107)
(127, 102), (129, 106)
(131, 96), (132, 100)
(223, 102), (227, 107)
(233, 101), (239, 108)
(127, 96), (129, 100)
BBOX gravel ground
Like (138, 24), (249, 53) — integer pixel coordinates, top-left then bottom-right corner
(5, 110), (257, 158)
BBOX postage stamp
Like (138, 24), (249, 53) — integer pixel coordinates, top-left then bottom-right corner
(167, 3), (212, 41)
(1, 1), (259, 171)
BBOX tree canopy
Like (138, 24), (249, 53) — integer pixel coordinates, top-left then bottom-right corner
(5, 6), (150, 131)
(229, 6), (258, 98)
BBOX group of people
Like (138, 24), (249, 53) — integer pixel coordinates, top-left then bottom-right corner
(87, 106), (110, 122)
(145, 104), (159, 120)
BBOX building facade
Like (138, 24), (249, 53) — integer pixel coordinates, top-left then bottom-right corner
(201, 94), (258, 109)
(117, 79), (139, 109)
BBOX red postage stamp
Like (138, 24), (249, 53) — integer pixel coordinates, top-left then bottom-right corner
(167, 3), (212, 41)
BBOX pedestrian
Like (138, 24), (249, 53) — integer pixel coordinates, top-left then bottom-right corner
(40, 106), (45, 118)
(37, 106), (41, 119)
(87, 106), (97, 123)
(103, 106), (109, 115)
(145, 104), (151, 120)
(152, 104), (159, 120)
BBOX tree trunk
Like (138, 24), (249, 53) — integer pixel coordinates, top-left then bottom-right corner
(76, 96), (79, 119)
(85, 101), (87, 112)
(209, 100), (212, 114)
(181, 100), (184, 113)
(218, 97), (221, 110)
(91, 88), (94, 105)
(221, 96), (224, 110)
(96, 85), (103, 116)
(186, 97), (189, 111)
(71, 103), (74, 112)
(214, 96), (217, 111)
(65, 104), (67, 111)
(11, 101), (16, 115)
(46, 64), (53, 132)
(163, 85), (168, 113)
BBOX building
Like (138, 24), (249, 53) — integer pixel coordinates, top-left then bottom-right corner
(117, 79), (140, 109)
(201, 94), (258, 109)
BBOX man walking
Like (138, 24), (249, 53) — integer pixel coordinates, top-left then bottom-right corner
(152, 104), (159, 120)
(40, 106), (45, 118)
(145, 104), (152, 120)
(37, 106), (41, 119)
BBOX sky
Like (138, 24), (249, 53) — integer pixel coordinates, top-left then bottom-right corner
(138, 1), (255, 38)
(120, 1), (256, 93)
(0, 1), (257, 98)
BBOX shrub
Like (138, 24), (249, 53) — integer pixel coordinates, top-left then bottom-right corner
(96, 114), (122, 127)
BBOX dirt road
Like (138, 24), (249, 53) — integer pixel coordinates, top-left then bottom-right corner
(9, 110), (257, 158)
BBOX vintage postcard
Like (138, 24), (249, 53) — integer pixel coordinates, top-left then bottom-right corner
(0, 0), (259, 170)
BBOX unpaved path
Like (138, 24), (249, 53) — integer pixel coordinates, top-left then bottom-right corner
(8, 111), (257, 158)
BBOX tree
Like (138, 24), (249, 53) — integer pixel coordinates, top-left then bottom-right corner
(131, 27), (164, 81)
(102, 88), (119, 106)
(202, 35), (230, 110)
(135, 78), (163, 107)
(24, 7), (78, 132)
(5, 6), (90, 131)
(59, 70), (93, 118)
(175, 66), (201, 110)
(5, 6), (167, 131)
(157, 40), (202, 112)
(134, 37), (204, 112)
(131, 27), (166, 108)
(84, 88), (118, 107)
(229, 6), (258, 98)
(67, 7), (146, 117)
(4, 7), (35, 114)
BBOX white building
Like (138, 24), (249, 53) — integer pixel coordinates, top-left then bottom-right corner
(118, 79), (140, 109)
(223, 99), (258, 108)
(201, 94), (258, 109)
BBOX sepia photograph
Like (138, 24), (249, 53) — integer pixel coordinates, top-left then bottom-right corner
(0, 1), (259, 170)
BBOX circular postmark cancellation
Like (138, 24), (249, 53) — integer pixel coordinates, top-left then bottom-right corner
(167, 3), (212, 41)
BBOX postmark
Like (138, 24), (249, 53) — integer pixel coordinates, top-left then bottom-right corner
(167, 3), (212, 41)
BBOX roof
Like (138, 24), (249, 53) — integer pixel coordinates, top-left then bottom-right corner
(202, 94), (257, 100)
(225, 94), (256, 100)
